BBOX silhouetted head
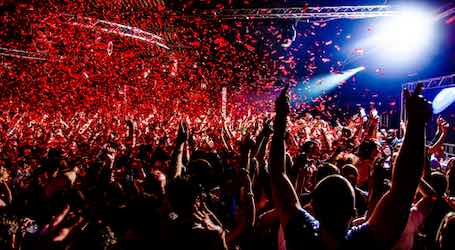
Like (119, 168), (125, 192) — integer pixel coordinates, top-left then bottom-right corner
(436, 212), (455, 250)
(429, 171), (448, 197)
(188, 159), (215, 189)
(335, 153), (358, 169)
(143, 170), (167, 200)
(302, 140), (320, 159)
(447, 158), (455, 196)
(315, 163), (340, 184)
(357, 139), (380, 160)
(311, 175), (356, 236)
(341, 164), (359, 187)
(166, 175), (198, 216)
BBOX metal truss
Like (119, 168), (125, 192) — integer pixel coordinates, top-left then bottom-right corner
(95, 0), (166, 10)
(209, 5), (398, 20)
(435, 5), (455, 20)
(400, 73), (455, 122)
(402, 73), (455, 91)
(64, 15), (170, 50)
(0, 47), (47, 61)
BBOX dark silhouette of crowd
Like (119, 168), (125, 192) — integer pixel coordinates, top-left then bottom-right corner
(0, 83), (454, 250)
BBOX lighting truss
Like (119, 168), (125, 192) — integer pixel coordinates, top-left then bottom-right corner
(435, 5), (455, 20)
(0, 47), (47, 61)
(65, 15), (170, 50)
(208, 5), (398, 20)
(402, 73), (455, 91)
(95, 0), (166, 10)
(400, 73), (455, 121)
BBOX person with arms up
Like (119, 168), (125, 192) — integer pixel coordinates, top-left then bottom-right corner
(269, 83), (432, 250)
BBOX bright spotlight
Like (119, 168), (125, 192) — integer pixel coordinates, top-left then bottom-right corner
(432, 87), (455, 114)
(297, 66), (366, 99)
(368, 7), (437, 64)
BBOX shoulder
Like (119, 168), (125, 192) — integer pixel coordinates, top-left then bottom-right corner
(346, 223), (370, 242)
(285, 208), (320, 250)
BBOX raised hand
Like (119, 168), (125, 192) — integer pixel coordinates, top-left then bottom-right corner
(437, 116), (449, 133)
(404, 83), (432, 124)
(275, 84), (290, 117)
(176, 120), (189, 144)
(193, 197), (223, 233)
(262, 118), (273, 135)
(240, 133), (255, 153)
(238, 168), (253, 191)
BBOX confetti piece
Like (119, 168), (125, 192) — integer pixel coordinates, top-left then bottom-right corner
(107, 41), (113, 56)
(354, 48), (364, 55)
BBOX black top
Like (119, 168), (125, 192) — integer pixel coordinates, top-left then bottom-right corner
(285, 208), (380, 250)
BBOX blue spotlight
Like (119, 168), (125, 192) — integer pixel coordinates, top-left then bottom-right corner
(298, 66), (366, 99)
(432, 87), (455, 114)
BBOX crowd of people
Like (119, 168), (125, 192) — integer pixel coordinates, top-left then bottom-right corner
(0, 83), (454, 250)
(1, 2), (455, 250)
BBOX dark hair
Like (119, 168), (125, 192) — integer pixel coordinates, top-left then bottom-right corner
(188, 159), (216, 190)
(429, 172), (448, 197)
(357, 139), (379, 159)
(315, 163), (340, 184)
(302, 140), (318, 154)
(166, 175), (199, 215)
(341, 164), (358, 177)
(312, 175), (355, 235)
(447, 159), (455, 196)
(437, 212), (455, 250)
(341, 164), (359, 186)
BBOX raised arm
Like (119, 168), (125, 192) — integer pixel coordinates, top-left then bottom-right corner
(367, 83), (432, 246)
(0, 180), (12, 205)
(169, 121), (188, 179)
(255, 119), (273, 163)
(125, 119), (136, 150)
(270, 86), (301, 227)
(427, 117), (449, 155)
(225, 138), (256, 244)
(365, 112), (379, 140)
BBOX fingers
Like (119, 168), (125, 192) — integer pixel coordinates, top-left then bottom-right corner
(279, 84), (289, 99)
(403, 88), (410, 100)
(51, 204), (70, 229)
(414, 82), (423, 96)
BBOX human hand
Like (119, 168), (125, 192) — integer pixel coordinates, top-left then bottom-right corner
(275, 85), (290, 117)
(240, 134), (255, 153)
(193, 197), (223, 233)
(262, 118), (273, 135)
(176, 121), (189, 144)
(404, 83), (432, 124)
(436, 116), (449, 133)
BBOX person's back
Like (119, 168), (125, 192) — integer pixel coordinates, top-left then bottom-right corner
(421, 197), (452, 247)
(421, 172), (453, 248)
(285, 175), (375, 250)
(436, 212), (455, 250)
(269, 84), (431, 250)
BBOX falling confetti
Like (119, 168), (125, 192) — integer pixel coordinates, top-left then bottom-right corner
(107, 41), (113, 56)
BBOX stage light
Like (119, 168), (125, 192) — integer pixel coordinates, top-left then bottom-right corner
(363, 7), (438, 65)
(297, 66), (366, 99)
(377, 10), (433, 53)
(432, 87), (455, 114)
